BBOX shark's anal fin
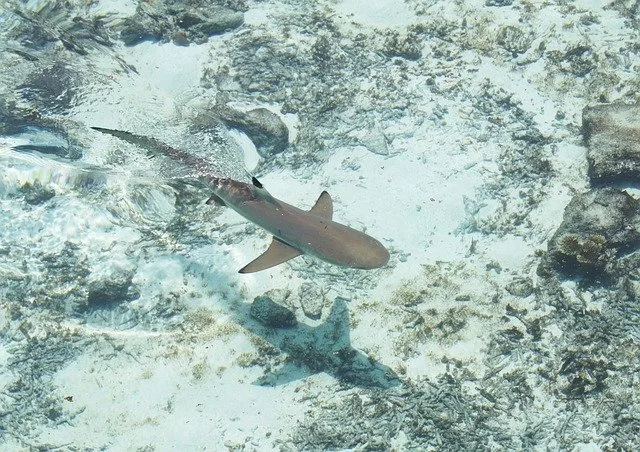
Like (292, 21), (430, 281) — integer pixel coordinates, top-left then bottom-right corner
(239, 237), (302, 273)
(309, 191), (333, 219)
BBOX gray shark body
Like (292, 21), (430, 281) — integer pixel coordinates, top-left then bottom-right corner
(92, 127), (390, 273)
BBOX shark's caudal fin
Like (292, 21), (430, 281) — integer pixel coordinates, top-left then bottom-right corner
(238, 191), (334, 273)
(91, 126), (207, 169)
(91, 127), (169, 154)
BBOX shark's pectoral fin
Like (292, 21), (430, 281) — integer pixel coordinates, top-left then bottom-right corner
(239, 237), (302, 273)
(309, 191), (333, 219)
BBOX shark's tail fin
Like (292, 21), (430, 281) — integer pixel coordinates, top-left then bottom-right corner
(92, 126), (226, 182)
(93, 126), (253, 184)
(91, 127), (187, 160)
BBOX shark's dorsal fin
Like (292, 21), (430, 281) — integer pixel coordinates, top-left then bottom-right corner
(252, 176), (263, 188)
(239, 237), (302, 273)
(309, 191), (333, 219)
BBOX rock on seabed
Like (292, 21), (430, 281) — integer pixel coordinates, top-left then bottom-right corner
(539, 188), (640, 281)
(250, 295), (297, 328)
(583, 103), (640, 185)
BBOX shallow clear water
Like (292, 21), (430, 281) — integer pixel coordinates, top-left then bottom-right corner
(1, 1), (639, 450)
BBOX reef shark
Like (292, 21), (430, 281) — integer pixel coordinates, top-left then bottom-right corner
(92, 127), (390, 273)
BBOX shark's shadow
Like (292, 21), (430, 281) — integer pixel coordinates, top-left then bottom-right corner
(236, 296), (401, 389)
(186, 260), (401, 389)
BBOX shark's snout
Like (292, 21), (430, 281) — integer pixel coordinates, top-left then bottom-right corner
(352, 237), (390, 269)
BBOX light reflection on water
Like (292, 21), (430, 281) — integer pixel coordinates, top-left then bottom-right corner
(0, 131), (181, 230)
(0, 139), (108, 193)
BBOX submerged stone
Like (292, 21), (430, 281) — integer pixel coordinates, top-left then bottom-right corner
(86, 267), (139, 308)
(505, 277), (534, 298)
(188, 10), (244, 37)
(539, 188), (640, 281)
(120, 3), (243, 46)
(496, 25), (531, 55)
(298, 283), (324, 320)
(216, 105), (289, 158)
(120, 18), (159, 46)
(250, 295), (297, 328)
(19, 62), (78, 114)
(583, 103), (640, 185)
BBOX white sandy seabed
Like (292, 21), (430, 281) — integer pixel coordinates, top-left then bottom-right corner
(1, 0), (639, 450)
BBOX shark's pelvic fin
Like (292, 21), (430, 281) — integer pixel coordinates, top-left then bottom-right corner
(239, 237), (302, 273)
(309, 191), (333, 219)
(206, 194), (226, 206)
